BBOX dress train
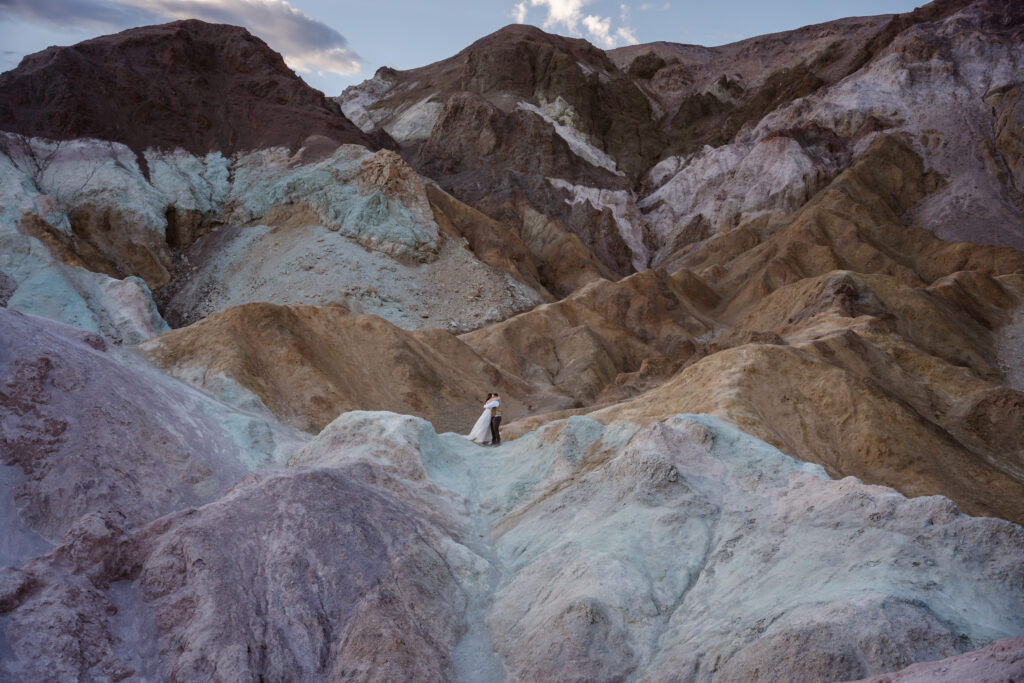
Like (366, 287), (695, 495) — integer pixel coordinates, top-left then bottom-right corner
(468, 407), (493, 444)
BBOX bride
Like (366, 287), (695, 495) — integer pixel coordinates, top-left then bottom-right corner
(468, 394), (496, 445)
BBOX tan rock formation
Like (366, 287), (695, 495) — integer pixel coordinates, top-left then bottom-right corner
(460, 269), (708, 406)
(537, 267), (1023, 524)
(668, 135), (1024, 319)
(138, 302), (539, 434)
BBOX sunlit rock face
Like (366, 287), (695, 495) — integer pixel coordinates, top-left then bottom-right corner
(2, 411), (1022, 681)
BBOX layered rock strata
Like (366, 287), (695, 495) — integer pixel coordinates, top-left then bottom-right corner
(138, 302), (540, 434)
(345, 0), (1024, 284)
(0, 135), (549, 337)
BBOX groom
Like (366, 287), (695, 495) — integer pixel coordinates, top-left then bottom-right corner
(486, 392), (501, 446)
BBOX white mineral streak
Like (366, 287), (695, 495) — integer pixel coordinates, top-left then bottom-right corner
(996, 303), (1024, 393)
(338, 72), (396, 133)
(516, 100), (624, 175)
(548, 178), (650, 269)
(382, 96), (445, 143)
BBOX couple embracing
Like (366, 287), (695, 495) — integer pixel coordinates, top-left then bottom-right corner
(468, 392), (501, 446)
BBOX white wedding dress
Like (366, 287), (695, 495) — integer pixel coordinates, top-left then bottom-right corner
(468, 406), (493, 444)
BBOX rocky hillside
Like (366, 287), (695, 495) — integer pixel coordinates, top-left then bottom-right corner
(342, 0), (1023, 282)
(2, 2), (1024, 680)
(0, 19), (384, 169)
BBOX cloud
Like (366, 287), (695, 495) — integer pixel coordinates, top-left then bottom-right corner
(0, 0), (157, 31)
(581, 14), (611, 46)
(511, 1), (527, 23)
(530, 0), (585, 32)
(638, 2), (670, 9)
(581, 13), (637, 48)
(0, 0), (362, 76)
(615, 24), (638, 44)
(528, 0), (639, 48)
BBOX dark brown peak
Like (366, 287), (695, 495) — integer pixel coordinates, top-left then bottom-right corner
(462, 23), (617, 73)
(0, 19), (378, 169)
(384, 22), (620, 96)
(470, 23), (604, 54)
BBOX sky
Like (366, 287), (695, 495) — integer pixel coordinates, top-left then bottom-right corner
(0, 0), (925, 96)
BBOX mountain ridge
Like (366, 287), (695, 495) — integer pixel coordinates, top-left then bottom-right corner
(1, 3), (1023, 680)
(0, 19), (387, 172)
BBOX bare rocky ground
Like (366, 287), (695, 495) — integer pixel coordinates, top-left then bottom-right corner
(1, 1), (1024, 680)
(2, 405), (1023, 681)
(855, 635), (1024, 682)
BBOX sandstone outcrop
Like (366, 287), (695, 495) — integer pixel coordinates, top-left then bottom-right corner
(138, 302), (542, 434)
(138, 266), (721, 438)
(461, 269), (708, 406)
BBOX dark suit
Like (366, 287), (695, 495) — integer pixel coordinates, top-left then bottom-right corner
(489, 404), (502, 444)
